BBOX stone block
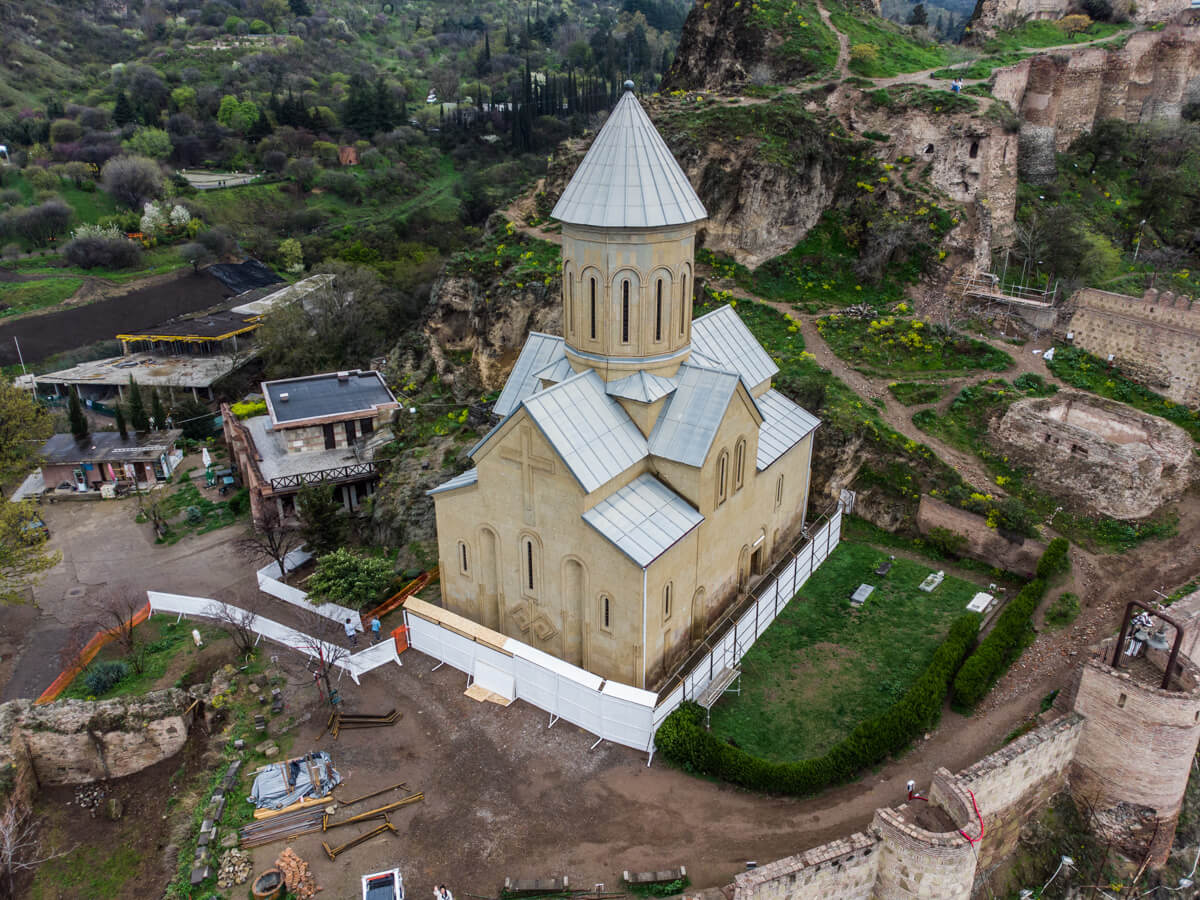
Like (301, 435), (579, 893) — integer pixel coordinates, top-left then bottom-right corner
(189, 865), (212, 886)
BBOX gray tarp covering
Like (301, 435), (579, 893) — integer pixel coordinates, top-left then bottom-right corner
(247, 752), (342, 810)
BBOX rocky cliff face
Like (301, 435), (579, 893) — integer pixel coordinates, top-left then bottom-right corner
(970, 0), (1196, 41)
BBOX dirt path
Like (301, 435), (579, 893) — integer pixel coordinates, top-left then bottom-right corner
(816, 0), (851, 79)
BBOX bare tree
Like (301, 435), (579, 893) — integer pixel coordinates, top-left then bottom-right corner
(99, 155), (164, 209)
(88, 584), (148, 673)
(205, 590), (267, 658)
(236, 503), (303, 579)
(0, 766), (73, 898)
(134, 489), (172, 539)
(289, 607), (354, 707)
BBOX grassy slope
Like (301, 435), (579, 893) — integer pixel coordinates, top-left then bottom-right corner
(817, 313), (1013, 377)
(827, 3), (955, 76)
(708, 541), (979, 761)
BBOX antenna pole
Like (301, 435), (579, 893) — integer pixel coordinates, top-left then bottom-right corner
(13, 337), (26, 376)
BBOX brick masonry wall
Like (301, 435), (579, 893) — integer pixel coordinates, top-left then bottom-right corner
(871, 805), (977, 899)
(732, 834), (880, 900)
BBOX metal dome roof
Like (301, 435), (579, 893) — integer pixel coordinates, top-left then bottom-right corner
(550, 88), (707, 229)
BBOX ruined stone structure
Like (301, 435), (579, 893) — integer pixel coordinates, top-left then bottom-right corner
(0, 689), (194, 785)
(1068, 287), (1200, 406)
(916, 495), (1046, 577)
(991, 391), (1193, 519)
(970, 0), (1197, 38)
(731, 640), (1200, 899)
(991, 28), (1200, 184)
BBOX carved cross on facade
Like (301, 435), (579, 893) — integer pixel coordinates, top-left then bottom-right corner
(500, 425), (555, 525)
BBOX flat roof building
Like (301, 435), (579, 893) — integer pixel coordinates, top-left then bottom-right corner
(38, 430), (183, 494)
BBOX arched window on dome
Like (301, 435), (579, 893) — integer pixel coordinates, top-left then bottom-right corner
(621, 280), (631, 344)
(655, 279), (663, 342)
(590, 277), (597, 340)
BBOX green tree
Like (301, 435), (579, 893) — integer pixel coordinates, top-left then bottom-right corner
(277, 237), (303, 274)
(908, 4), (928, 25)
(0, 383), (52, 487)
(67, 388), (89, 441)
(308, 548), (395, 608)
(174, 397), (214, 440)
(127, 376), (150, 431)
(0, 500), (60, 604)
(297, 483), (346, 555)
(114, 402), (129, 440)
(122, 127), (173, 160)
(113, 91), (135, 126)
(150, 388), (166, 430)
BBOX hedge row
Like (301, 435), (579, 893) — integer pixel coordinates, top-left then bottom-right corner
(654, 613), (981, 796)
(952, 538), (1070, 709)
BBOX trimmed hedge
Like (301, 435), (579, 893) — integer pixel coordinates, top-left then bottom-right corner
(654, 613), (980, 795)
(953, 539), (1069, 708)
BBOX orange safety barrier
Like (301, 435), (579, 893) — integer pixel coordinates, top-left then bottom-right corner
(360, 567), (439, 625)
(35, 601), (152, 705)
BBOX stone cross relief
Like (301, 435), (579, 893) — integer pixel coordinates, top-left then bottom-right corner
(499, 424), (555, 526)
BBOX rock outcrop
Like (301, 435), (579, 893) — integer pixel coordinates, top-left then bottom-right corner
(0, 688), (194, 785)
(991, 391), (1194, 519)
(970, 0), (1197, 41)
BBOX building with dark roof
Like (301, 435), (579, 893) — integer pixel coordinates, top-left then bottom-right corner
(223, 370), (399, 522)
(38, 430), (183, 493)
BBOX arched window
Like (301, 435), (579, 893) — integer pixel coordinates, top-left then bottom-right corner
(590, 277), (597, 340)
(621, 281), (630, 344)
(663, 582), (672, 620)
(655, 280), (663, 342)
(680, 273), (688, 335)
(716, 449), (729, 506)
(775, 474), (784, 509)
(567, 278), (574, 336)
(600, 594), (612, 631)
(458, 541), (469, 575)
(734, 438), (746, 491)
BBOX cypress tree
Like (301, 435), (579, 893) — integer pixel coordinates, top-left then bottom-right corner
(113, 91), (134, 126)
(128, 376), (149, 432)
(114, 403), (129, 440)
(68, 388), (89, 442)
(150, 388), (166, 431)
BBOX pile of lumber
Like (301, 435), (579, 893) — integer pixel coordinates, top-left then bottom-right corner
(327, 709), (400, 740)
(276, 848), (318, 900)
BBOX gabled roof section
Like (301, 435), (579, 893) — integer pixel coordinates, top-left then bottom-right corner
(521, 369), (648, 494)
(605, 370), (678, 404)
(550, 88), (707, 229)
(582, 474), (703, 568)
(493, 333), (565, 418)
(534, 357), (575, 384)
(756, 390), (820, 471)
(691, 305), (779, 389)
(648, 363), (743, 467)
(427, 467), (479, 496)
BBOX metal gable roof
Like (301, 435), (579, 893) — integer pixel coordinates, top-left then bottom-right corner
(582, 473), (703, 568)
(550, 88), (707, 229)
(647, 363), (741, 467)
(533, 357), (575, 384)
(522, 369), (648, 494)
(605, 370), (678, 404)
(427, 467), (479, 496)
(690, 305), (779, 389)
(493, 333), (566, 418)
(756, 390), (820, 470)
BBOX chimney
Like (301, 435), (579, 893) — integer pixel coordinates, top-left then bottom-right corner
(337, 371), (350, 382)
(279, 392), (289, 402)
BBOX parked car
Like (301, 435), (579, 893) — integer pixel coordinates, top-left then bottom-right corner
(362, 869), (403, 900)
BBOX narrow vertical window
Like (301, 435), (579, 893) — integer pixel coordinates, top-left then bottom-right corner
(621, 281), (630, 343)
(602, 595), (611, 630)
(717, 450), (728, 506)
(655, 280), (663, 342)
(459, 541), (469, 575)
(663, 583), (672, 619)
(590, 278), (597, 340)
(680, 274), (688, 335)
(734, 438), (746, 491)
(567, 279), (574, 336)
(775, 475), (784, 509)
(525, 540), (534, 591)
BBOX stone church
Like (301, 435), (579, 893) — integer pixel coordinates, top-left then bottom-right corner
(429, 85), (820, 689)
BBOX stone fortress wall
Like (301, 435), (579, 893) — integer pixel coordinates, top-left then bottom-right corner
(1066, 287), (1200, 406)
(971, 0), (1196, 38)
(730, 638), (1200, 900)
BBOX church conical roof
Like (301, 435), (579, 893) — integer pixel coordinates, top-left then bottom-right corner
(551, 86), (707, 229)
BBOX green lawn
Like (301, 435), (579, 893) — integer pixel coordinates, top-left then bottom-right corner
(29, 842), (146, 900)
(0, 277), (84, 317)
(888, 381), (946, 406)
(708, 541), (982, 762)
(6, 245), (187, 284)
(817, 313), (1013, 377)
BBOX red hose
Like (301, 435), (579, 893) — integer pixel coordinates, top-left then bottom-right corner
(958, 790), (984, 845)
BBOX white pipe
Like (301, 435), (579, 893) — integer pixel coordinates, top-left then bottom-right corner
(641, 567), (648, 689)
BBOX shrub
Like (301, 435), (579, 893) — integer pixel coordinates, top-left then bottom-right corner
(1013, 373), (1057, 396)
(1044, 592), (1080, 628)
(926, 526), (968, 558)
(226, 488), (250, 516)
(1036, 537), (1070, 580)
(952, 545), (1065, 709)
(100, 155), (164, 209)
(230, 399), (267, 419)
(85, 660), (130, 695)
(63, 235), (143, 269)
(655, 614), (980, 795)
(308, 548), (396, 609)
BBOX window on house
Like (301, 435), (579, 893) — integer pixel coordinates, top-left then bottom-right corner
(734, 439), (746, 491)
(360, 417), (374, 435)
(775, 474), (784, 509)
(680, 274), (688, 335)
(601, 594), (611, 630)
(716, 450), (728, 506)
(458, 541), (469, 575)
(590, 278), (597, 340)
(663, 582), (672, 620)
(655, 280), (663, 342)
(622, 281), (630, 343)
